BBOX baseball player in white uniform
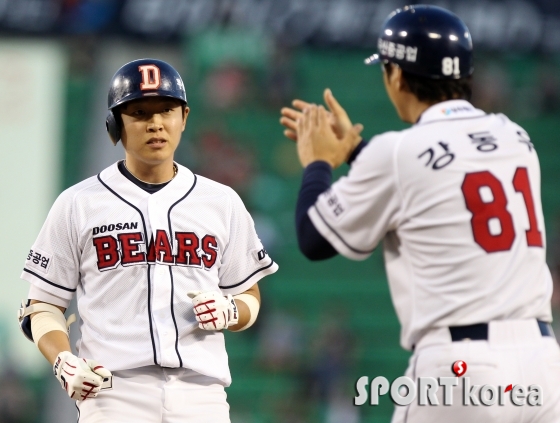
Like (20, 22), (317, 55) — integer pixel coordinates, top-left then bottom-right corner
(280, 5), (560, 422)
(18, 58), (278, 423)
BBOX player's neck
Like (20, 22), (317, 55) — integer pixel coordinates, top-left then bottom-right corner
(397, 94), (433, 124)
(123, 157), (176, 184)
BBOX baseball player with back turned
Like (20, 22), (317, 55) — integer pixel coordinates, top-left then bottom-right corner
(17, 58), (277, 422)
(280, 5), (560, 422)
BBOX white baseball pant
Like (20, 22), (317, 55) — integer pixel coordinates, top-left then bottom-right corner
(391, 319), (560, 423)
(76, 366), (230, 423)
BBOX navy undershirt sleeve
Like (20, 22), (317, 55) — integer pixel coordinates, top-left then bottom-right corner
(296, 161), (337, 260)
(347, 139), (368, 165)
(295, 139), (368, 261)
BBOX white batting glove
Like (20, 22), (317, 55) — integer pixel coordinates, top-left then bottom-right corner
(53, 351), (113, 401)
(188, 291), (239, 330)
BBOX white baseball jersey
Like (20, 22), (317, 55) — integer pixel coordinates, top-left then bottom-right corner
(309, 100), (553, 350)
(21, 162), (278, 385)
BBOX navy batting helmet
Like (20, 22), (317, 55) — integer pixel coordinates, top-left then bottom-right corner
(106, 58), (188, 145)
(365, 5), (473, 80)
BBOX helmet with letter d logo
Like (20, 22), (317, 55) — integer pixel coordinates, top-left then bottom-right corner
(105, 58), (188, 145)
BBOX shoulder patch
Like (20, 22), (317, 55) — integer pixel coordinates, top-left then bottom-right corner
(25, 248), (52, 274)
(253, 247), (269, 262)
(322, 188), (347, 220)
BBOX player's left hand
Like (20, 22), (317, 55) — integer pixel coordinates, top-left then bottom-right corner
(280, 88), (363, 144)
(187, 291), (239, 331)
(296, 103), (363, 168)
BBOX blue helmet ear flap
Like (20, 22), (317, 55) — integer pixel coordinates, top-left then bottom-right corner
(106, 110), (121, 145)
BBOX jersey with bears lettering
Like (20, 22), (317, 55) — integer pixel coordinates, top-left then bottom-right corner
(308, 100), (552, 350)
(21, 162), (278, 385)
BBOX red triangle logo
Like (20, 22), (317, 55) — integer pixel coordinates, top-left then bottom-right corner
(504, 384), (513, 393)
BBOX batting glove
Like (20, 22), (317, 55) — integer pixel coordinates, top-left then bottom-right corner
(188, 291), (239, 330)
(53, 351), (112, 401)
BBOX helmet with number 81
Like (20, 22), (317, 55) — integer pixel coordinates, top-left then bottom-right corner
(365, 5), (473, 80)
(106, 58), (188, 145)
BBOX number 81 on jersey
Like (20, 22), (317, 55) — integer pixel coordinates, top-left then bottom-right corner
(461, 167), (543, 253)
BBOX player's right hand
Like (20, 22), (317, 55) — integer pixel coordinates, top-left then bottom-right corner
(53, 351), (112, 401)
(188, 291), (239, 331)
(280, 88), (363, 143)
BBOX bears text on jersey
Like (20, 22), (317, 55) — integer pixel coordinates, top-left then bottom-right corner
(93, 229), (218, 271)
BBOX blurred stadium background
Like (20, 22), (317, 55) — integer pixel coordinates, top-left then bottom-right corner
(0, 0), (559, 422)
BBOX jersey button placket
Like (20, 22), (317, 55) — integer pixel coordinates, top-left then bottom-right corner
(148, 196), (178, 368)
(153, 263), (177, 367)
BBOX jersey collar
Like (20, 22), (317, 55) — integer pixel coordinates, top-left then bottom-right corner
(416, 100), (485, 126)
(101, 161), (196, 202)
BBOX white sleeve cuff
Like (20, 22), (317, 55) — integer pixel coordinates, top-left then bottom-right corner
(21, 268), (76, 300)
(220, 259), (278, 296)
(28, 284), (71, 309)
(308, 205), (373, 261)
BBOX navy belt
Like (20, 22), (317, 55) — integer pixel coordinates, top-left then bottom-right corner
(449, 320), (553, 341)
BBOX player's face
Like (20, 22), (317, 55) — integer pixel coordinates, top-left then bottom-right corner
(120, 97), (189, 166)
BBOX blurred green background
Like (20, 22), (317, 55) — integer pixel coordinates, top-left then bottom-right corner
(1, 1), (560, 422)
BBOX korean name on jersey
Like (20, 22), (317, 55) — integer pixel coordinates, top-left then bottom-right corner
(309, 100), (552, 350)
(21, 163), (278, 386)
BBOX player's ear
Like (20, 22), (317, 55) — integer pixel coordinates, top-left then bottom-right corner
(394, 66), (410, 93)
(393, 66), (403, 91)
(181, 106), (190, 131)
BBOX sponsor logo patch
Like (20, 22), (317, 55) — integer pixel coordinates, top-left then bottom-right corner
(26, 248), (52, 274)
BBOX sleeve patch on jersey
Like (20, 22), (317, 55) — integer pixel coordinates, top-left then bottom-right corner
(252, 247), (269, 263)
(25, 248), (52, 275)
(322, 188), (347, 220)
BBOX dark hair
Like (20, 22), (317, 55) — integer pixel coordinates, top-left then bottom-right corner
(384, 63), (472, 103)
